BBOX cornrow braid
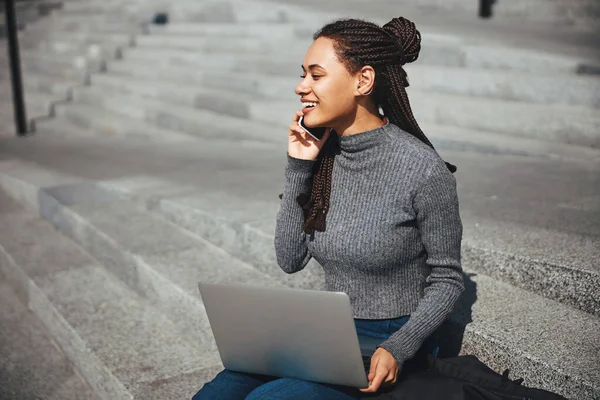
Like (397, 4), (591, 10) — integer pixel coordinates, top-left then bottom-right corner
(297, 17), (456, 235)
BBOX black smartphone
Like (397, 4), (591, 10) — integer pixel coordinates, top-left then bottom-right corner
(298, 116), (328, 141)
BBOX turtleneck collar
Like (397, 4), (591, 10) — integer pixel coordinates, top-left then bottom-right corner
(336, 118), (391, 154)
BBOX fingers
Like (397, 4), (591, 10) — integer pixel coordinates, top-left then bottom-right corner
(359, 358), (398, 393)
(289, 110), (315, 145)
(289, 110), (304, 135)
(360, 367), (386, 393)
(292, 109), (304, 122)
(289, 125), (312, 145)
(371, 369), (387, 392)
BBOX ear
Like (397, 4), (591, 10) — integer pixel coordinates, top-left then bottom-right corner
(356, 65), (376, 96)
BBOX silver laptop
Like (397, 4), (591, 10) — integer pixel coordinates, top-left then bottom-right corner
(198, 282), (383, 388)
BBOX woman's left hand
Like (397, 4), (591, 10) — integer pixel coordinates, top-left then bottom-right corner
(359, 347), (401, 393)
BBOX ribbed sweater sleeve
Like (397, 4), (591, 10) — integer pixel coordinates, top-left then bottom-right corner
(376, 160), (464, 368)
(274, 154), (316, 273)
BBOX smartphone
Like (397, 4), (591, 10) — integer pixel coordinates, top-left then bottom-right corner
(298, 116), (328, 141)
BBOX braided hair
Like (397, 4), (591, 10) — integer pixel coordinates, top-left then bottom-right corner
(297, 17), (456, 235)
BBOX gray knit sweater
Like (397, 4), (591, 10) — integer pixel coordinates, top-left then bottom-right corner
(274, 121), (464, 368)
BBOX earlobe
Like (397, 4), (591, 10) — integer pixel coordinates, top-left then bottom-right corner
(358, 81), (374, 96)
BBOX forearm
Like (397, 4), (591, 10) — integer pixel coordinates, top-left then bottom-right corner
(274, 155), (316, 273)
(377, 267), (464, 366)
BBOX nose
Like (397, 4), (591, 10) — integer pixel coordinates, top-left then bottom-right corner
(295, 77), (310, 96)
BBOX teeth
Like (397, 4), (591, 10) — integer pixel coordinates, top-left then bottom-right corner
(302, 102), (318, 108)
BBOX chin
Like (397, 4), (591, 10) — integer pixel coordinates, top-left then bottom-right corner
(305, 114), (329, 128)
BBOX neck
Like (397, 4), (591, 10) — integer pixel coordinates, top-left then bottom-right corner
(332, 107), (385, 137)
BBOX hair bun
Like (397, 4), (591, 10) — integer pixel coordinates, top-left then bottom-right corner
(382, 17), (421, 64)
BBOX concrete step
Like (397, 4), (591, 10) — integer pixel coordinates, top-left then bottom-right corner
(32, 116), (127, 139)
(60, 1), (142, 14)
(37, 41), (123, 60)
(24, 90), (62, 117)
(121, 46), (301, 71)
(408, 92), (600, 148)
(146, 21), (320, 38)
(31, 117), (99, 138)
(1, 90), (61, 126)
(52, 102), (197, 143)
(41, 0), (318, 24)
(29, 13), (142, 34)
(85, 72), (600, 148)
(407, 0), (600, 28)
(135, 33), (312, 54)
(0, 187), (224, 399)
(32, 115), (192, 145)
(0, 278), (97, 400)
(405, 64), (600, 109)
(20, 31), (132, 59)
(25, 17), (142, 34)
(0, 0), (61, 32)
(68, 85), (285, 144)
(21, 30), (135, 46)
(156, 0), (320, 24)
(22, 72), (81, 97)
(0, 141), (597, 399)
(20, 51), (105, 81)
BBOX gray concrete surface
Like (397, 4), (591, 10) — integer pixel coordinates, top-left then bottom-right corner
(0, 281), (98, 400)
(0, 193), (225, 399)
(265, 0), (600, 62)
(0, 191), (98, 400)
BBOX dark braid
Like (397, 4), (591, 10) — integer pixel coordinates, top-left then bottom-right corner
(297, 134), (337, 233)
(298, 17), (456, 234)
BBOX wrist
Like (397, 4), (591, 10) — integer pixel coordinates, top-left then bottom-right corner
(286, 153), (317, 173)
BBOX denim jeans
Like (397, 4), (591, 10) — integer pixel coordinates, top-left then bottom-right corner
(191, 315), (439, 400)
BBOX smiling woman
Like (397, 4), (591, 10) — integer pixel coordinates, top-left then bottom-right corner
(192, 16), (463, 400)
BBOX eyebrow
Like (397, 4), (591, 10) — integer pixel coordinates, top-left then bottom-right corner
(301, 64), (325, 71)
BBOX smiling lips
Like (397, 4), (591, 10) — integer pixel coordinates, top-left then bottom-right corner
(301, 101), (319, 114)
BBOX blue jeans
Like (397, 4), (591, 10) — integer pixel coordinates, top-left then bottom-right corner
(192, 315), (439, 400)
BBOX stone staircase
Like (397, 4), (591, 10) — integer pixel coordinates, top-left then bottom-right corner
(0, 0), (599, 399)
(0, 0), (63, 36)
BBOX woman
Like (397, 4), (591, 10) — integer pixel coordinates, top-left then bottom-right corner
(193, 16), (464, 399)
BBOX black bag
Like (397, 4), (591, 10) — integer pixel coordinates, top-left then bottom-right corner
(362, 355), (568, 400)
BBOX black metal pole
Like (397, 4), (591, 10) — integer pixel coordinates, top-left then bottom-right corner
(4, 0), (28, 135)
(479, 0), (494, 18)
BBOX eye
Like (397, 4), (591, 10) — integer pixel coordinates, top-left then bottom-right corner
(299, 74), (322, 80)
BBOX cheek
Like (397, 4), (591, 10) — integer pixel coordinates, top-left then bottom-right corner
(316, 80), (355, 112)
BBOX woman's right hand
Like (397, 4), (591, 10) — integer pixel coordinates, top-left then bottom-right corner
(288, 110), (331, 161)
